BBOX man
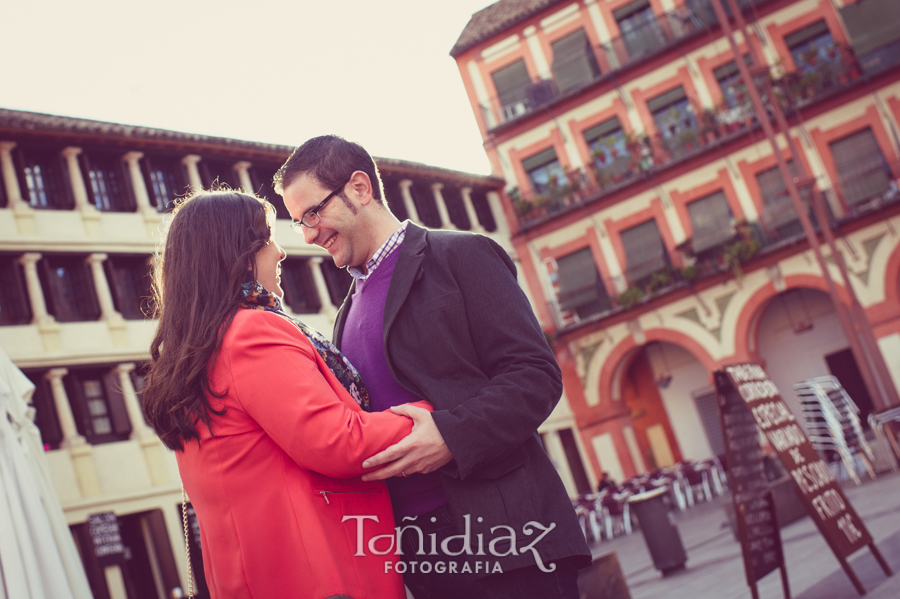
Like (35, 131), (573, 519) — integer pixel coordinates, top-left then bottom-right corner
(275, 136), (590, 598)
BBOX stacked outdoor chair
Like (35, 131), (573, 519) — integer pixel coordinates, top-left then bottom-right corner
(794, 376), (876, 484)
(868, 405), (900, 472)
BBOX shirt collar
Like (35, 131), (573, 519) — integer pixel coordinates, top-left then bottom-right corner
(348, 220), (408, 281)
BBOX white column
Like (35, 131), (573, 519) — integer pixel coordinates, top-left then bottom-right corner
(523, 26), (552, 80)
(309, 257), (338, 317)
(61, 147), (93, 211)
(0, 141), (27, 208)
(45, 368), (86, 448)
(486, 191), (511, 240)
(398, 180), (420, 224)
(86, 253), (124, 323)
(115, 363), (154, 440)
(181, 155), (203, 191)
(430, 183), (456, 230)
(466, 60), (496, 129)
(595, 224), (627, 293)
(233, 161), (254, 193)
(18, 253), (55, 325)
(460, 187), (486, 233)
(122, 152), (156, 214)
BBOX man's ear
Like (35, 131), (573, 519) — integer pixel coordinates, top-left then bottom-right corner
(348, 170), (374, 205)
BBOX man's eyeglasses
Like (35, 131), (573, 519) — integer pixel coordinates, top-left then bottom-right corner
(291, 177), (352, 231)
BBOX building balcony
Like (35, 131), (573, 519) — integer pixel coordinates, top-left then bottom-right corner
(480, 0), (776, 131)
(548, 169), (900, 334)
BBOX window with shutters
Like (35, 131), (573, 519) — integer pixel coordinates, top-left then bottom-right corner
(24, 372), (63, 450)
(280, 258), (322, 314)
(615, 0), (666, 60)
(491, 60), (532, 121)
(552, 248), (612, 323)
(81, 151), (134, 212)
(649, 86), (698, 157)
(786, 20), (841, 79)
(714, 56), (752, 109)
(106, 255), (153, 320)
(523, 148), (568, 195)
(687, 191), (734, 253)
(39, 255), (100, 322)
(200, 158), (238, 189)
(65, 368), (132, 444)
(0, 255), (32, 325)
(829, 128), (893, 209)
(584, 117), (632, 184)
(551, 29), (600, 93)
(840, 0), (900, 74)
(16, 146), (72, 210)
(250, 164), (290, 219)
(141, 155), (187, 211)
(755, 161), (809, 239)
(621, 219), (669, 284)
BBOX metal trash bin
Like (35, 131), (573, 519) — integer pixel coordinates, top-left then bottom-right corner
(627, 487), (687, 576)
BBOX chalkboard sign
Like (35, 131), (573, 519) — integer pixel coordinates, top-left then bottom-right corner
(721, 363), (891, 596)
(715, 371), (786, 597)
(87, 511), (125, 567)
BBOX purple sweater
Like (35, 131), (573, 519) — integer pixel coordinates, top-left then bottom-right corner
(340, 244), (447, 517)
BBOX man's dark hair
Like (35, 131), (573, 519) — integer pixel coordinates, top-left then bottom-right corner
(274, 135), (385, 205)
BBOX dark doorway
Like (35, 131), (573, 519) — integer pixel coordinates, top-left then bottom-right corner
(825, 348), (875, 427)
(559, 428), (592, 494)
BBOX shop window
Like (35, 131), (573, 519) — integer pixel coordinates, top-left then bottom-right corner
(106, 255), (153, 320)
(522, 148), (567, 195)
(649, 86), (698, 157)
(491, 59), (532, 121)
(280, 258), (322, 314)
(621, 219), (668, 284)
(687, 191), (734, 252)
(553, 247), (612, 321)
(0, 255), (31, 325)
(81, 151), (134, 212)
(551, 28), (601, 92)
(829, 128), (894, 208)
(584, 117), (631, 183)
(39, 255), (100, 322)
(200, 158), (238, 190)
(615, 0), (666, 60)
(65, 368), (131, 444)
(15, 146), (72, 210)
(786, 20), (839, 76)
(250, 163), (290, 219)
(141, 155), (188, 211)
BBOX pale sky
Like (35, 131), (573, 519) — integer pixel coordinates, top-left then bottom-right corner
(1, 0), (495, 175)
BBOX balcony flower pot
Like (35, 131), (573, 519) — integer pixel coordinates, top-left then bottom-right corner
(611, 148), (619, 160)
(618, 286), (645, 310)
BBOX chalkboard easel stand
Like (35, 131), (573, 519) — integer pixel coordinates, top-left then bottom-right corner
(737, 492), (790, 599)
(825, 537), (893, 596)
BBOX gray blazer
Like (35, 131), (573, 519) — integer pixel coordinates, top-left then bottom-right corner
(334, 223), (591, 572)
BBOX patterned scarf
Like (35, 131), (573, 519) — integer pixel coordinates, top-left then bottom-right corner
(239, 273), (371, 412)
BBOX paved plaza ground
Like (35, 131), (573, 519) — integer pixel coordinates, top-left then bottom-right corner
(589, 471), (900, 599)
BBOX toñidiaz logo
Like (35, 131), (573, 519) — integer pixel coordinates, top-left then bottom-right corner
(342, 514), (558, 574)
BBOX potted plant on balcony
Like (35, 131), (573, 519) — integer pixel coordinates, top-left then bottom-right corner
(680, 264), (698, 283)
(677, 129), (698, 153)
(593, 147), (607, 164)
(800, 71), (819, 99)
(801, 47), (818, 68)
(618, 286), (645, 310)
(723, 236), (761, 279)
(646, 268), (675, 294)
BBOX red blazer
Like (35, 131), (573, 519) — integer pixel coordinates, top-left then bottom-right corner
(178, 310), (424, 599)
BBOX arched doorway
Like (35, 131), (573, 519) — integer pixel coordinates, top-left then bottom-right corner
(755, 288), (875, 430)
(620, 341), (717, 471)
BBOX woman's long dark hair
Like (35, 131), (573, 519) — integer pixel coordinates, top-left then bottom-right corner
(141, 190), (275, 450)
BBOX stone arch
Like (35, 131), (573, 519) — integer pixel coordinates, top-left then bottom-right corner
(733, 274), (853, 364)
(597, 328), (718, 404)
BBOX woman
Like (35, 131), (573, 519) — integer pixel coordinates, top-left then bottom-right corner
(141, 190), (425, 599)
